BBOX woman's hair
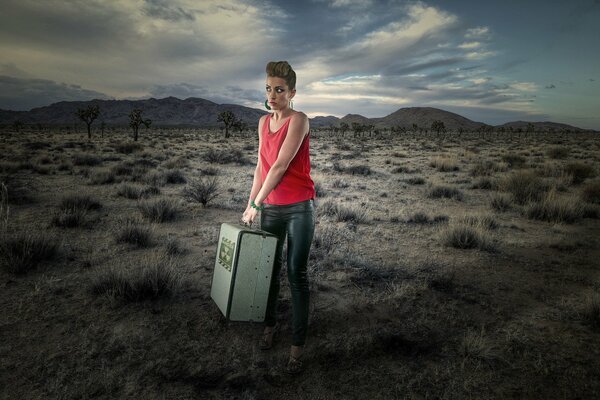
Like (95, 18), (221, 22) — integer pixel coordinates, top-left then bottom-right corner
(266, 61), (296, 90)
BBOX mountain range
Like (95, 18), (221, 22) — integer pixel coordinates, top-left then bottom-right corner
(0, 96), (592, 132)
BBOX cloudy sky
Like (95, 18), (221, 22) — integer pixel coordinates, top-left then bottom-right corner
(1, 0), (599, 129)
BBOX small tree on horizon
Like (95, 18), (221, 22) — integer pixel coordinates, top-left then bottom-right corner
(76, 105), (100, 140)
(217, 110), (237, 138)
(129, 108), (151, 142)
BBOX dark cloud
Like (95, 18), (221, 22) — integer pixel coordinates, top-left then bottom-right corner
(545, 84), (556, 89)
(0, 75), (111, 111)
(148, 82), (264, 105)
(143, 0), (195, 21)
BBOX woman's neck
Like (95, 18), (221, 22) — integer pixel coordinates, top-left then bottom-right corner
(271, 108), (293, 122)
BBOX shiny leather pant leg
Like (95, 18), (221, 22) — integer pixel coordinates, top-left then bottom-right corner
(260, 199), (315, 346)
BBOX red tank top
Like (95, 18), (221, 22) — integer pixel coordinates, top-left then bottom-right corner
(260, 113), (316, 205)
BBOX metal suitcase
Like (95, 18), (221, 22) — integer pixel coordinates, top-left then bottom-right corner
(210, 223), (278, 322)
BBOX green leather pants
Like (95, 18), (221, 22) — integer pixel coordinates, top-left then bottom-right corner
(260, 199), (315, 346)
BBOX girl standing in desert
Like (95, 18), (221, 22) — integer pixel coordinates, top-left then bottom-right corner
(241, 61), (316, 374)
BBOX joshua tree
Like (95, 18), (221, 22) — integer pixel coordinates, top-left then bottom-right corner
(233, 119), (248, 136)
(76, 104), (100, 140)
(217, 110), (237, 139)
(12, 120), (24, 133)
(431, 120), (446, 136)
(351, 122), (364, 138)
(338, 122), (348, 137)
(129, 108), (151, 141)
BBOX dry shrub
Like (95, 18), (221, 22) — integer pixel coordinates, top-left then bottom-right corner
(72, 153), (102, 166)
(501, 169), (549, 205)
(580, 181), (600, 204)
(427, 185), (464, 201)
(441, 223), (496, 252)
(524, 189), (584, 223)
(182, 176), (220, 207)
(0, 232), (60, 274)
(564, 162), (595, 184)
(430, 155), (459, 172)
(470, 159), (505, 176)
(546, 146), (569, 159)
(138, 198), (180, 222)
(115, 219), (154, 247)
(89, 169), (118, 185)
(501, 153), (526, 168)
(91, 255), (182, 302)
(490, 193), (512, 212)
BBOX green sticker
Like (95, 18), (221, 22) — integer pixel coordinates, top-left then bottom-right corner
(218, 238), (235, 271)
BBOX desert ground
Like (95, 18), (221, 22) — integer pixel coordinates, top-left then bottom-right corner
(1, 125), (599, 399)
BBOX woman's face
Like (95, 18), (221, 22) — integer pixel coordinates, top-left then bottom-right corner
(266, 76), (295, 111)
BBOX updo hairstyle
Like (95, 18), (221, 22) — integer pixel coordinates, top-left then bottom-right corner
(266, 61), (296, 90)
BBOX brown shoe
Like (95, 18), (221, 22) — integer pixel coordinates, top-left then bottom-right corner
(285, 354), (305, 374)
(259, 324), (278, 350)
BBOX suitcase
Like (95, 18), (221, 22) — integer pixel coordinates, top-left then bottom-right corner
(210, 223), (278, 322)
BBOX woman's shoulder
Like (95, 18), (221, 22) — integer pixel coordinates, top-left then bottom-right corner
(289, 111), (309, 127)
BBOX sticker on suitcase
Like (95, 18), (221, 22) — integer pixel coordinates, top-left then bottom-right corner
(218, 238), (235, 271)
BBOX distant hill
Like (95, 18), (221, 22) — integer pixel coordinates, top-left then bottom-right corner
(0, 96), (267, 127)
(0, 97), (593, 132)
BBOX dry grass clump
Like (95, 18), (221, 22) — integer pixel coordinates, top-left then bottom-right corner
(89, 169), (118, 185)
(116, 183), (160, 200)
(524, 189), (584, 223)
(406, 176), (426, 185)
(427, 185), (464, 201)
(490, 193), (512, 212)
(331, 178), (350, 188)
(580, 181), (600, 204)
(429, 155), (459, 172)
(500, 169), (548, 205)
(441, 218), (497, 252)
(204, 148), (249, 165)
(459, 328), (499, 362)
(115, 219), (154, 248)
(91, 255), (182, 302)
(143, 170), (168, 187)
(310, 222), (355, 261)
(317, 199), (369, 223)
(182, 176), (220, 207)
(138, 198), (180, 222)
(114, 142), (142, 154)
(72, 153), (102, 166)
(564, 162), (595, 184)
(470, 159), (506, 176)
(163, 169), (187, 184)
(406, 211), (448, 224)
(333, 162), (372, 175)
(51, 194), (101, 228)
(546, 146), (569, 159)
(471, 177), (497, 190)
(165, 237), (186, 256)
(501, 153), (526, 168)
(580, 293), (600, 330)
(456, 214), (499, 230)
(0, 232), (60, 274)
(59, 194), (102, 211)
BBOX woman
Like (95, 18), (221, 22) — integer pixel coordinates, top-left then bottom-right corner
(241, 61), (316, 375)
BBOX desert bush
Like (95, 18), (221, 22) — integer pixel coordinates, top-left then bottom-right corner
(91, 256), (182, 302)
(429, 156), (459, 172)
(441, 223), (496, 252)
(427, 185), (464, 201)
(345, 165), (372, 175)
(110, 163), (134, 177)
(144, 171), (168, 187)
(165, 237), (186, 256)
(59, 194), (102, 211)
(138, 198), (179, 222)
(164, 169), (187, 184)
(204, 148), (249, 164)
(564, 162), (595, 184)
(581, 293), (600, 329)
(391, 165), (416, 174)
(334, 203), (369, 224)
(182, 176), (220, 207)
(114, 142), (142, 154)
(163, 156), (189, 169)
(490, 194), (512, 212)
(470, 160), (505, 176)
(0, 232), (59, 274)
(72, 153), (102, 166)
(317, 199), (339, 218)
(331, 179), (350, 189)
(581, 181), (600, 204)
(311, 223), (355, 260)
(115, 219), (154, 247)
(314, 180), (326, 198)
(201, 167), (219, 176)
(456, 214), (498, 230)
(501, 153), (526, 168)
(459, 328), (498, 361)
(546, 146), (569, 159)
(406, 176), (425, 185)
(524, 189), (584, 223)
(471, 177), (497, 190)
(89, 169), (118, 185)
(51, 207), (88, 228)
(406, 211), (430, 224)
(501, 170), (548, 205)
(536, 162), (565, 178)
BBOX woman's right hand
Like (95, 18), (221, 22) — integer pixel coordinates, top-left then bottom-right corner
(241, 205), (258, 226)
